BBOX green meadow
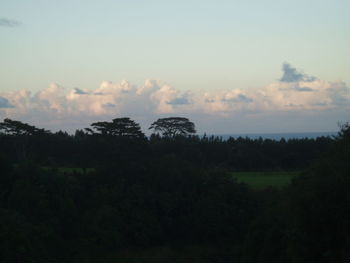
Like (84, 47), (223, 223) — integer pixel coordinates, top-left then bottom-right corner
(41, 167), (297, 190)
(232, 171), (299, 189)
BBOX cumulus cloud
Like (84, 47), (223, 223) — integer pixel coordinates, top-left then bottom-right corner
(199, 89), (257, 115)
(0, 63), (349, 132)
(0, 18), (21, 27)
(280, 63), (316, 82)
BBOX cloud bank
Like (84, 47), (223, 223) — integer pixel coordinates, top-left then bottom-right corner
(1, 64), (349, 133)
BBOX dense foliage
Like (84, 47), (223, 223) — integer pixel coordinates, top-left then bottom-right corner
(0, 118), (348, 262)
(149, 117), (196, 137)
(242, 123), (350, 263)
(0, 118), (333, 170)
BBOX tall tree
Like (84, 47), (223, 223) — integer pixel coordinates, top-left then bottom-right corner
(86, 117), (145, 138)
(0, 118), (50, 136)
(0, 119), (51, 161)
(149, 117), (196, 137)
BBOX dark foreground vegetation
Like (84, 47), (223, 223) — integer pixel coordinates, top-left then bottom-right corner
(0, 117), (349, 263)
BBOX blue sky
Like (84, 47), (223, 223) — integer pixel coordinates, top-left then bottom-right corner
(1, 0), (349, 133)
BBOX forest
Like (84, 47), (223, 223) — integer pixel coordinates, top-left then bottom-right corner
(0, 117), (349, 263)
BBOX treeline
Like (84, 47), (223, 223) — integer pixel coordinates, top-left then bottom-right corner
(0, 117), (334, 171)
(0, 118), (349, 263)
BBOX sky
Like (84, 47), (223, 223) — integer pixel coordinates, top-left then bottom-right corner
(1, 0), (349, 134)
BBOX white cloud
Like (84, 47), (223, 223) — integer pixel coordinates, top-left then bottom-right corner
(0, 64), (349, 133)
(33, 83), (66, 114)
(261, 80), (349, 111)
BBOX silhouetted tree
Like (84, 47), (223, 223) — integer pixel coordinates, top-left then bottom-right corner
(149, 117), (196, 137)
(86, 118), (145, 138)
(0, 118), (50, 136)
(0, 119), (51, 162)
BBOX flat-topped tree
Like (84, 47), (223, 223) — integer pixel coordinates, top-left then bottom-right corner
(0, 119), (51, 161)
(149, 117), (196, 137)
(0, 118), (50, 136)
(86, 117), (145, 138)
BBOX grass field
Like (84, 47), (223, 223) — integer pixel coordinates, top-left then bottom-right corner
(232, 171), (299, 189)
(41, 166), (296, 189)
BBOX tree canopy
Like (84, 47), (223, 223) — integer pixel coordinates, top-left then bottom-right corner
(149, 117), (196, 137)
(86, 117), (145, 138)
(0, 118), (50, 136)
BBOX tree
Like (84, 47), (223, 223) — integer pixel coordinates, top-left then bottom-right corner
(0, 118), (50, 136)
(0, 119), (51, 161)
(149, 117), (196, 137)
(86, 117), (145, 138)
